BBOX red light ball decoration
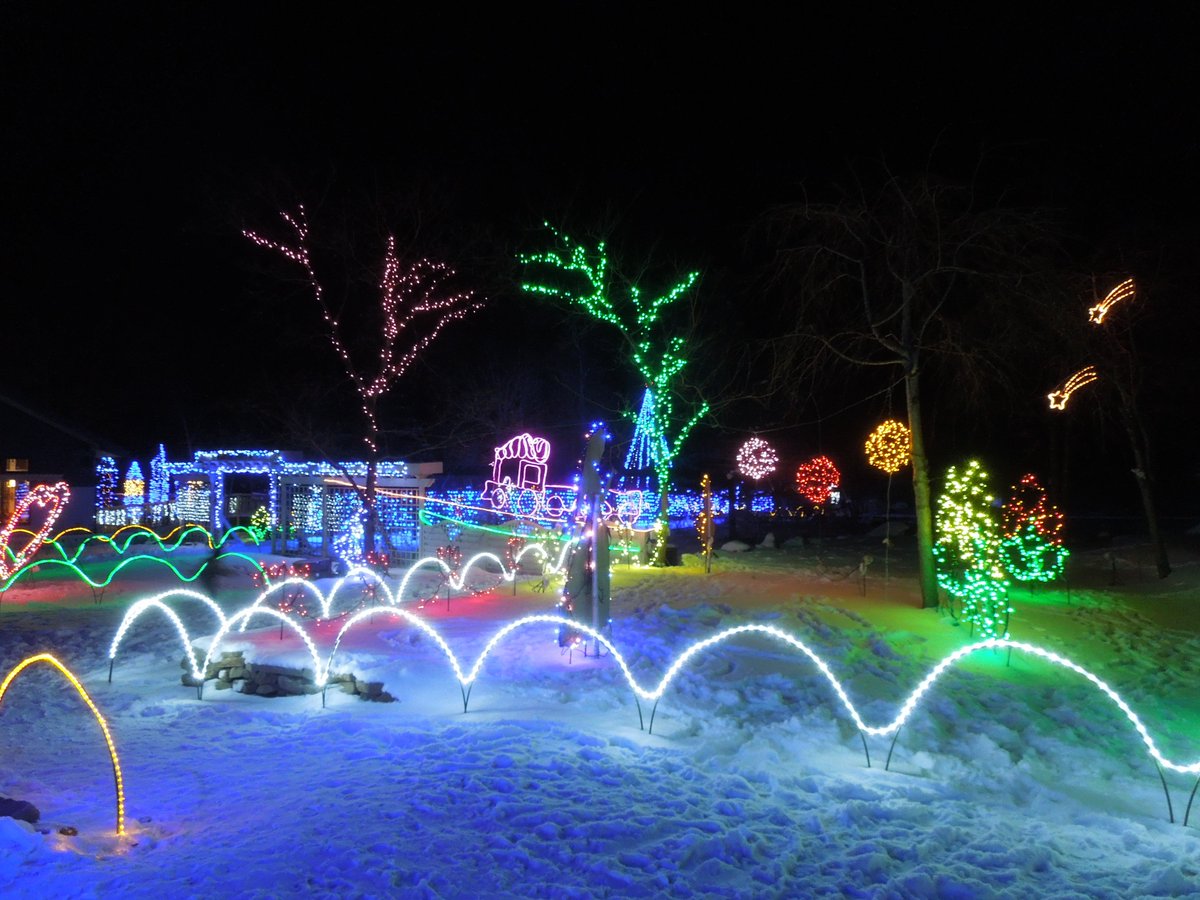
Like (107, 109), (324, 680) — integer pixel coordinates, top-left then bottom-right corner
(795, 455), (841, 506)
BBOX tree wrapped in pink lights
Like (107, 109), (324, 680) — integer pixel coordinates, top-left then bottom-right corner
(245, 206), (483, 552)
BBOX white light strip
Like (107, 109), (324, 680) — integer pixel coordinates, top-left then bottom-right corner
(109, 591), (230, 678)
(113, 596), (1200, 776)
(324, 618), (1200, 776)
(238, 571), (395, 632)
(239, 545), (569, 630)
(202, 607), (326, 685)
(514, 540), (575, 573)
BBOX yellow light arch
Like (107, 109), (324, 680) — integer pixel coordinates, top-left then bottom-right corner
(0, 653), (126, 836)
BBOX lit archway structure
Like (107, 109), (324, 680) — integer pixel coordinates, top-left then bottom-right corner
(0, 653), (126, 836)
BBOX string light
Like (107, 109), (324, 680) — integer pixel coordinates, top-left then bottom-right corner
(934, 460), (1011, 639)
(695, 474), (714, 566)
(5, 523), (256, 568)
(486, 432), (552, 513)
(123, 462), (145, 518)
(1, 654), (126, 836)
(114, 593), (1200, 780)
(795, 456), (841, 506)
(331, 504), (367, 569)
(109, 592), (230, 678)
(245, 206), (484, 455)
(435, 544), (464, 578)
(152, 448), (429, 560)
(147, 444), (170, 524)
(95, 457), (121, 527)
(555, 422), (616, 637)
(736, 437), (779, 481)
(249, 506), (271, 541)
(1, 549), (266, 592)
(624, 388), (669, 498)
(865, 420), (911, 474)
(1048, 366), (1098, 410)
(1000, 474), (1069, 583)
(520, 226), (709, 554)
(174, 479), (211, 525)
(1, 482), (70, 583)
(14, 524), (254, 569)
(1088, 277), (1135, 325)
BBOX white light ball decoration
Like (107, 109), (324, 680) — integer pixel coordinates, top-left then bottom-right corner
(736, 437), (779, 481)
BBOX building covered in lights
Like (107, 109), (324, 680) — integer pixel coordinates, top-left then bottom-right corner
(100, 447), (442, 566)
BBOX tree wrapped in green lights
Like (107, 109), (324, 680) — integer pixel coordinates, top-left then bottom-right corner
(1000, 473), (1069, 583)
(933, 460), (1012, 639)
(249, 506), (272, 543)
(520, 225), (708, 565)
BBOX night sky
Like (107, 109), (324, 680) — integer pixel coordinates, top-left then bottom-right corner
(5, 7), (1199, 518)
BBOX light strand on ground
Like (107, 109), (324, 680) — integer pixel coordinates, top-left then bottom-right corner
(0, 653), (126, 835)
(114, 594), (1200, 778)
(109, 592), (230, 676)
(0, 551), (266, 592)
(233, 546), (568, 631)
(5, 524), (257, 569)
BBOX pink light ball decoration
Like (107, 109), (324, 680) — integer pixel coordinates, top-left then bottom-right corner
(736, 437), (779, 481)
(795, 456), (840, 506)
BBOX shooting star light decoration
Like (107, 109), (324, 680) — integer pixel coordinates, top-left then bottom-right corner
(1048, 366), (1098, 411)
(1088, 278), (1135, 325)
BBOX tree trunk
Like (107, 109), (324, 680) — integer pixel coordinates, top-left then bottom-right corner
(364, 405), (380, 557)
(365, 455), (379, 556)
(905, 368), (940, 608)
(1120, 399), (1170, 578)
(655, 476), (671, 566)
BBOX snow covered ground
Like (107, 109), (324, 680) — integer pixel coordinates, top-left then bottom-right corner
(1, 529), (1198, 898)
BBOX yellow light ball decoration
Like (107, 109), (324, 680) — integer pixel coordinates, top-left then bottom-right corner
(864, 420), (911, 474)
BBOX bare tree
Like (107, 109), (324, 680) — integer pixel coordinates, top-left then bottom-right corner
(760, 170), (1057, 608)
(244, 205), (483, 552)
(1045, 272), (1172, 578)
